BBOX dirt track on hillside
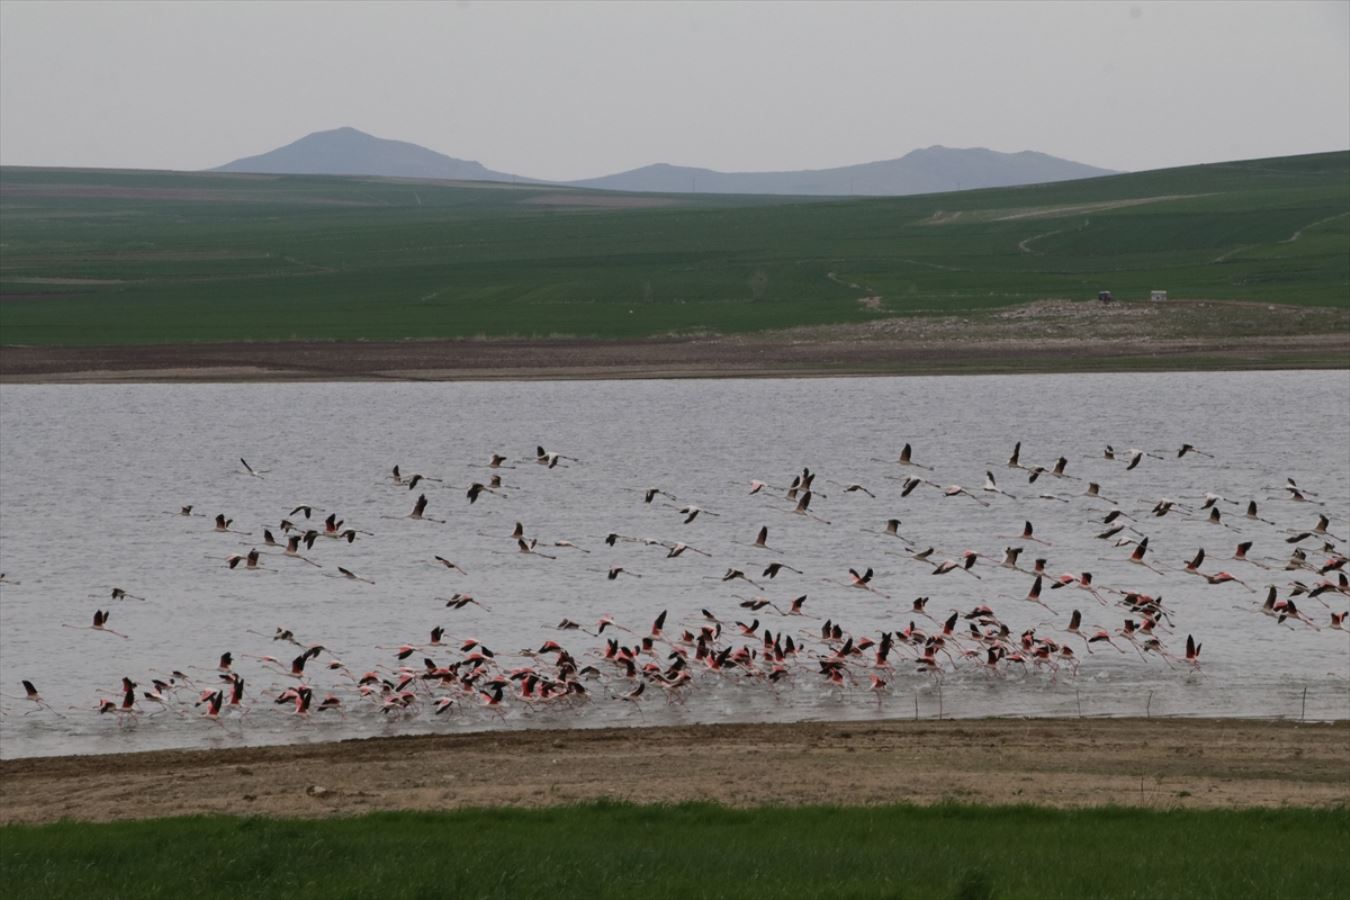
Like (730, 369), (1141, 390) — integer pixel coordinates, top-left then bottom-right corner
(2, 718), (1346, 824)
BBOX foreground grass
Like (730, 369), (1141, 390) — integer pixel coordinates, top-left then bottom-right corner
(2, 802), (1346, 899)
(1, 150), (1346, 345)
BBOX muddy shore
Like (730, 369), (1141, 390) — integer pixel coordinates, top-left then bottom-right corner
(3, 300), (1346, 383)
(2, 718), (1346, 824)
(2, 333), (1346, 384)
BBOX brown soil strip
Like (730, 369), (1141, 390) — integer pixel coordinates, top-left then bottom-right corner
(3, 332), (1347, 384)
(1, 718), (1345, 824)
(3, 299), (1345, 384)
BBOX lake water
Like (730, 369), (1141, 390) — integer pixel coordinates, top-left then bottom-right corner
(1, 372), (1347, 759)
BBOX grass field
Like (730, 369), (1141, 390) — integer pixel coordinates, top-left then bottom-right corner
(2, 802), (1346, 900)
(1, 151), (1347, 346)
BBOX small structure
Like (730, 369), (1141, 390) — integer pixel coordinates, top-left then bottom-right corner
(1097, 290), (1114, 304)
(1150, 290), (1168, 302)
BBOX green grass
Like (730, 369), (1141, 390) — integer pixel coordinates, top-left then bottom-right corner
(2, 802), (1347, 899)
(0, 150), (1347, 346)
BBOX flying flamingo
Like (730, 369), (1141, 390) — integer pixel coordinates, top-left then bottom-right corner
(1203, 571), (1254, 591)
(213, 514), (250, 535)
(665, 542), (711, 558)
(1085, 482), (1117, 504)
(1009, 520), (1051, 545)
(895, 443), (932, 470)
(433, 556), (468, 574)
(789, 491), (831, 524)
(943, 485), (989, 506)
(984, 471), (1016, 498)
(517, 539), (557, 559)
(63, 609), (128, 639)
(410, 493), (446, 522)
(331, 566), (375, 584)
(8, 680), (61, 715)
(281, 535), (321, 567)
(1115, 537), (1165, 575)
(1086, 629), (1127, 654)
(1183, 635), (1203, 669)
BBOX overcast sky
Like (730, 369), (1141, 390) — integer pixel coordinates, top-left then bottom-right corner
(2, 0), (1347, 179)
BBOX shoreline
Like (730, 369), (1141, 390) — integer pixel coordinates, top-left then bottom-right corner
(3, 717), (1346, 824)
(3, 331), (1347, 384)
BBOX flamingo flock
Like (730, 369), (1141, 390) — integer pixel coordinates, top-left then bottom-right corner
(2, 435), (1347, 742)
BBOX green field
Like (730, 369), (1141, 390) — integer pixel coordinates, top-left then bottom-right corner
(1, 151), (1347, 346)
(2, 802), (1346, 900)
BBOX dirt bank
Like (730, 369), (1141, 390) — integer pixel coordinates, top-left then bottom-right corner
(2, 299), (1346, 383)
(2, 718), (1346, 824)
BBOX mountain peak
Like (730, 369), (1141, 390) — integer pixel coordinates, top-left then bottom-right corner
(571, 146), (1116, 196)
(212, 127), (520, 182)
(213, 130), (1115, 196)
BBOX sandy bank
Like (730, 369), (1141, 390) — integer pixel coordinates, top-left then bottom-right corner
(2, 718), (1346, 824)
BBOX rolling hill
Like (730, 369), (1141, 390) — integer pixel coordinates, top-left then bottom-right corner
(1, 150), (1346, 346)
(566, 146), (1117, 196)
(214, 126), (529, 183)
(211, 127), (1114, 196)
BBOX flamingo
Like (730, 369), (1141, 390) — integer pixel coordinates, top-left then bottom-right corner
(665, 542), (711, 558)
(333, 566), (374, 584)
(790, 491), (831, 524)
(1183, 634), (1203, 668)
(214, 514), (249, 535)
(226, 549), (262, 570)
(943, 485), (989, 506)
(1010, 520), (1051, 545)
(751, 526), (777, 551)
(1121, 537), (1165, 574)
(679, 505), (717, 524)
(62, 610), (128, 639)
(1085, 482), (1117, 504)
(896, 443), (932, 470)
(1204, 571), (1254, 591)
(846, 566), (891, 596)
(984, 471), (1016, 498)
(410, 493), (446, 522)
(283, 535), (320, 567)
(721, 568), (760, 589)
(517, 539), (557, 560)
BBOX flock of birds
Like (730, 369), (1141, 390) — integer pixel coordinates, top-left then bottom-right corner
(2, 438), (1347, 739)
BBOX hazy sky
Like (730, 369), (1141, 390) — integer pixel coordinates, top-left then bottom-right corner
(2, 0), (1347, 179)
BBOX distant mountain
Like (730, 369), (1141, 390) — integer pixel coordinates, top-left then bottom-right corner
(566, 147), (1117, 196)
(213, 127), (528, 182)
(212, 128), (1115, 196)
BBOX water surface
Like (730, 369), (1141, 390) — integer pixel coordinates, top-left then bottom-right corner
(1, 372), (1346, 758)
